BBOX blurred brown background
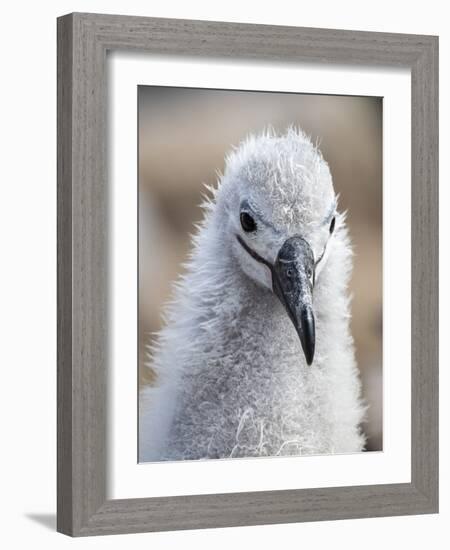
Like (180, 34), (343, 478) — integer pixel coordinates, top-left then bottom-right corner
(139, 87), (382, 452)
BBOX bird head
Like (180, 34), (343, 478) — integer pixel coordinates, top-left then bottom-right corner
(217, 128), (339, 366)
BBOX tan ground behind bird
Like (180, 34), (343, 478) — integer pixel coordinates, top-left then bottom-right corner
(138, 87), (382, 452)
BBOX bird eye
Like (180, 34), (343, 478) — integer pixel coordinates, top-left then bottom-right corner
(329, 216), (336, 234)
(240, 212), (257, 233)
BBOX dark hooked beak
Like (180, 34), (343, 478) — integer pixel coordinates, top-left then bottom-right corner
(272, 236), (316, 366)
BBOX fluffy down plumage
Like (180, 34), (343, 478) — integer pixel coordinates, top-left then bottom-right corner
(139, 127), (366, 462)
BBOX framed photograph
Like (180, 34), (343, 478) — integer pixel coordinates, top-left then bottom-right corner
(57, 13), (438, 536)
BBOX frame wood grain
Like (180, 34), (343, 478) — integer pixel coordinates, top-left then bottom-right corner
(57, 12), (438, 536)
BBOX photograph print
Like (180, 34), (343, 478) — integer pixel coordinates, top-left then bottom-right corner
(138, 87), (382, 463)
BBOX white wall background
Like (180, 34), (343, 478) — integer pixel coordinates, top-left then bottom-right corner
(0, 1), (446, 547)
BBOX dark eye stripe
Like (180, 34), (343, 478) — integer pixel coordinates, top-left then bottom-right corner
(236, 235), (273, 270)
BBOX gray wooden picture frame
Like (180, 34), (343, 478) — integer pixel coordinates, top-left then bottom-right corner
(57, 12), (439, 537)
